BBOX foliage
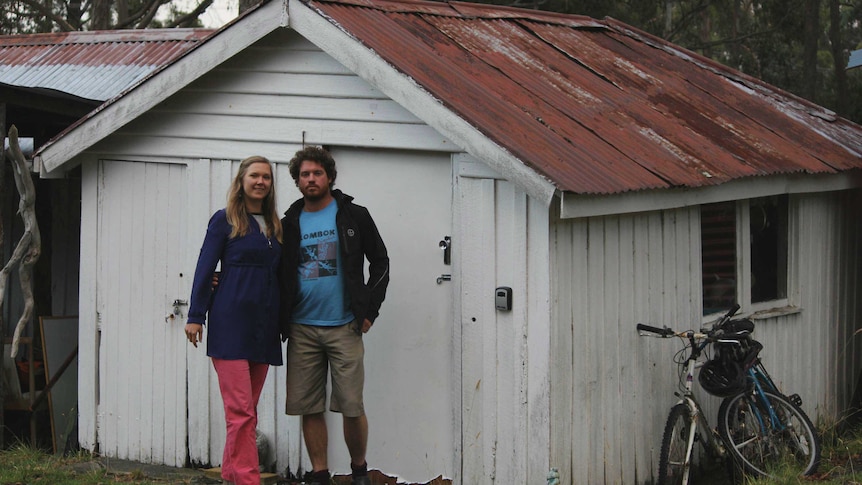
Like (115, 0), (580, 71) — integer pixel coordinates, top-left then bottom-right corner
(0, 0), (213, 34)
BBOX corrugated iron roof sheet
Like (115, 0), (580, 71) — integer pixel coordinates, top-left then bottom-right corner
(0, 29), (213, 102)
(306, 0), (862, 195)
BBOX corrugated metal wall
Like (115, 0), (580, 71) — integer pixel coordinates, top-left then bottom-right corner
(549, 188), (862, 484)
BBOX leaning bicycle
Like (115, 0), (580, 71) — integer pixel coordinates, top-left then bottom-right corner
(637, 305), (820, 484)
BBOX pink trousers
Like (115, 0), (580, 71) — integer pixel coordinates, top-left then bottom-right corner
(212, 358), (269, 485)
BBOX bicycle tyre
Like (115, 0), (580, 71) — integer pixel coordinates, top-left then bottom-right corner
(659, 403), (693, 485)
(717, 390), (820, 478)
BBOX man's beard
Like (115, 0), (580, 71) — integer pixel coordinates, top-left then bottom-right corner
(302, 185), (329, 201)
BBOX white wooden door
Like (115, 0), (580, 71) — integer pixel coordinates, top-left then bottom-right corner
(455, 158), (549, 484)
(313, 148), (456, 481)
(95, 160), (188, 466)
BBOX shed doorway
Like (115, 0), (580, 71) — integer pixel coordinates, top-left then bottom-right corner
(94, 159), (188, 466)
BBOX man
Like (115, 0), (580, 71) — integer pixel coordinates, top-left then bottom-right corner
(280, 146), (389, 485)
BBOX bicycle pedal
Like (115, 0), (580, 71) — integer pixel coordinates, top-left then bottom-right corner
(788, 393), (803, 407)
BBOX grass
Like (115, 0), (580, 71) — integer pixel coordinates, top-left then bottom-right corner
(5, 425), (862, 484)
(0, 445), (180, 485)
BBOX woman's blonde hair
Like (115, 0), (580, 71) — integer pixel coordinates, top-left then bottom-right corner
(225, 156), (283, 243)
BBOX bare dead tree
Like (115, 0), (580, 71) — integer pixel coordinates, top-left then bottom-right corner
(1, 126), (41, 358)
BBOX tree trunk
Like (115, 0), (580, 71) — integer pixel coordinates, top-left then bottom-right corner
(91, 0), (111, 30)
(802, 0), (820, 101)
(2, 126), (41, 359)
(829, 0), (848, 116)
(117, 0), (128, 25)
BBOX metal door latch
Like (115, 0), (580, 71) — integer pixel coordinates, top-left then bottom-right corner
(437, 274), (451, 284)
(166, 299), (189, 322)
(439, 236), (451, 265)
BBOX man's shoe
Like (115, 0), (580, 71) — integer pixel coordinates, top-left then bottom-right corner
(351, 476), (371, 485)
(301, 470), (332, 485)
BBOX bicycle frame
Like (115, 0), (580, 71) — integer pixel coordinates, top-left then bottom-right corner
(673, 336), (727, 482)
(740, 363), (804, 444)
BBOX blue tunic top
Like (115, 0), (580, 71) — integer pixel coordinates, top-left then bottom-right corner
(187, 209), (283, 365)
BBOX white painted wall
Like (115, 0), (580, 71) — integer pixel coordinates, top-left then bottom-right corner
(549, 189), (862, 484)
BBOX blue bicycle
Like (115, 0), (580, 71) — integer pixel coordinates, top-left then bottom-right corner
(709, 312), (820, 478)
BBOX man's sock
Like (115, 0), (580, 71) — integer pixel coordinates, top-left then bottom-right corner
(351, 461), (368, 477)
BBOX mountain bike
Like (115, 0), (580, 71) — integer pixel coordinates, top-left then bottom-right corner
(637, 305), (820, 484)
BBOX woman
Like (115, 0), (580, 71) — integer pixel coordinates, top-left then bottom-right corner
(185, 156), (283, 485)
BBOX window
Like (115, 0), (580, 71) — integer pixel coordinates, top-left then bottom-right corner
(701, 195), (789, 316)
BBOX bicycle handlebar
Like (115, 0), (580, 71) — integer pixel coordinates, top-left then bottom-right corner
(636, 304), (742, 339)
(636, 323), (675, 337)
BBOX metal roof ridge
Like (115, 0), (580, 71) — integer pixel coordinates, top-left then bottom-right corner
(0, 28), (215, 46)
(307, 0), (606, 27)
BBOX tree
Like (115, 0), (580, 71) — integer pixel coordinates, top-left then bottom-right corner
(0, 0), (215, 33)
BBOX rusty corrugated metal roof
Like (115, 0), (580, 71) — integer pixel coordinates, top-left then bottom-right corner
(306, 0), (862, 195)
(0, 29), (214, 102)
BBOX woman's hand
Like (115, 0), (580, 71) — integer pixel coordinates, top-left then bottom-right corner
(185, 323), (203, 347)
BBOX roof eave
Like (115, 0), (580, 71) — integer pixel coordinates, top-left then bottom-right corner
(35, 0), (289, 175)
(291, 0), (557, 206)
(559, 170), (862, 219)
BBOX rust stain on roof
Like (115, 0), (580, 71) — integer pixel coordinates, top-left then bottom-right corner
(306, 0), (862, 195)
(0, 29), (213, 102)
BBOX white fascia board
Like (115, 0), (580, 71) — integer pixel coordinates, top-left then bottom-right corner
(36, 0), (289, 175)
(560, 171), (862, 219)
(288, 0), (557, 206)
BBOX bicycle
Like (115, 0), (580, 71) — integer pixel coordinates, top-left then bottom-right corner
(637, 305), (820, 484)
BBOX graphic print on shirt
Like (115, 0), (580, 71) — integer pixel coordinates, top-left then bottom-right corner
(300, 233), (338, 280)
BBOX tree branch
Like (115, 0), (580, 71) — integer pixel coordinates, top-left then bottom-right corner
(166, 0), (214, 28)
(684, 28), (778, 51)
(17, 0), (77, 31)
(135, 0), (172, 29)
(113, 0), (165, 29)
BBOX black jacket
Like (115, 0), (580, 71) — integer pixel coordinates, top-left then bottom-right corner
(279, 189), (389, 337)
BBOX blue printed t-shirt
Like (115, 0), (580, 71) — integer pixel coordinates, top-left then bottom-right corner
(293, 199), (355, 326)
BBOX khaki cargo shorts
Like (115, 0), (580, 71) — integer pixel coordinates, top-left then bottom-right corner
(285, 320), (365, 417)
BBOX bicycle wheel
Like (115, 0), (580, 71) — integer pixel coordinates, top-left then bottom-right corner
(659, 404), (694, 485)
(717, 390), (820, 478)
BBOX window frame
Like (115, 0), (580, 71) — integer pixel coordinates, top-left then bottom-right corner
(701, 198), (791, 321)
